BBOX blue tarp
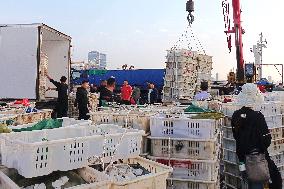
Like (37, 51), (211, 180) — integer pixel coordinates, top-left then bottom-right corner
(71, 69), (165, 89)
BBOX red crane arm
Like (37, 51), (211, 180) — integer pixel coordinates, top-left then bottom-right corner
(223, 0), (245, 82)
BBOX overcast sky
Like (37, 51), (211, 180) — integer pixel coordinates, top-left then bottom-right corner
(0, 0), (283, 81)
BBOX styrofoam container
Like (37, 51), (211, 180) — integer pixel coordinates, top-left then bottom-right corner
(109, 157), (173, 189)
(149, 136), (219, 160)
(150, 114), (220, 139)
(149, 156), (219, 181)
(167, 178), (219, 189)
(0, 166), (111, 189)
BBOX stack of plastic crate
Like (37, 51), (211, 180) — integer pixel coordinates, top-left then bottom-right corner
(221, 102), (284, 188)
(163, 49), (213, 102)
(148, 112), (222, 189)
(39, 52), (48, 100)
(90, 108), (156, 156)
(68, 93), (79, 119)
(0, 123), (175, 189)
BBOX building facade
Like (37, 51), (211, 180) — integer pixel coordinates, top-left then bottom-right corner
(88, 51), (107, 69)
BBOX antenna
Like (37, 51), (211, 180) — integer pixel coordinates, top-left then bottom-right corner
(252, 33), (267, 81)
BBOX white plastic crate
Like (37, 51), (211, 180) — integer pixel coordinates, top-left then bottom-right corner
(222, 102), (281, 117)
(93, 124), (144, 162)
(223, 149), (238, 163)
(0, 166), (111, 189)
(223, 137), (237, 152)
(0, 125), (105, 178)
(109, 157), (173, 189)
(9, 118), (91, 130)
(224, 172), (247, 189)
(223, 120), (284, 140)
(149, 156), (219, 182)
(269, 139), (284, 155)
(90, 112), (153, 132)
(223, 161), (240, 176)
(222, 126), (234, 140)
(0, 125), (144, 178)
(149, 136), (219, 160)
(174, 82), (197, 89)
(167, 178), (219, 189)
(150, 114), (220, 139)
(223, 137), (284, 156)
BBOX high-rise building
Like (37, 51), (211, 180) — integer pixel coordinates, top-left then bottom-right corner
(99, 53), (107, 69)
(88, 51), (100, 65)
(88, 51), (107, 69)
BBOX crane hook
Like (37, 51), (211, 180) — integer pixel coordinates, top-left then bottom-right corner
(186, 0), (194, 25)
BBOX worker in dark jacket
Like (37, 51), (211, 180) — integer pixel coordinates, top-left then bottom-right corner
(75, 80), (90, 120)
(46, 74), (68, 118)
(231, 84), (282, 189)
(99, 78), (116, 106)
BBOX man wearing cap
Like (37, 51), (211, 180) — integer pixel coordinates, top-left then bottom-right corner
(46, 73), (68, 118)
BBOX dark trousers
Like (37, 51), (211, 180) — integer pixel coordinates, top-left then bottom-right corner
(78, 107), (90, 120)
(56, 102), (68, 118)
(268, 158), (282, 189)
(121, 100), (131, 105)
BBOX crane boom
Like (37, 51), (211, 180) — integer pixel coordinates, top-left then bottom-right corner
(187, 0), (245, 83)
(223, 0), (245, 83)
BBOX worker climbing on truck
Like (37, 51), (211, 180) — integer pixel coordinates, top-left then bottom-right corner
(46, 73), (68, 118)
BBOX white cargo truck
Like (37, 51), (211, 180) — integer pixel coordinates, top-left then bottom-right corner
(0, 23), (71, 101)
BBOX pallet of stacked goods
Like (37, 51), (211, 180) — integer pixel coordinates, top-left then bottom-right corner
(163, 49), (213, 103)
(90, 107), (157, 157)
(68, 92), (79, 119)
(89, 93), (99, 112)
(148, 111), (223, 188)
(39, 52), (48, 100)
(221, 89), (284, 188)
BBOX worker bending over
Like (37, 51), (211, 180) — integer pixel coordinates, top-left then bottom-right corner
(46, 74), (68, 118)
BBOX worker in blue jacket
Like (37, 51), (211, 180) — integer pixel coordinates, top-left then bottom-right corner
(148, 83), (158, 104)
